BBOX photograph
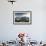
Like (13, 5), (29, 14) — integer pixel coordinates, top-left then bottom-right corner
(13, 11), (32, 25)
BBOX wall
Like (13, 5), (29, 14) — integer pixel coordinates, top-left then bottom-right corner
(0, 0), (46, 41)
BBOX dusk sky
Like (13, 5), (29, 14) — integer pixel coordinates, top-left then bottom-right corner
(15, 13), (26, 16)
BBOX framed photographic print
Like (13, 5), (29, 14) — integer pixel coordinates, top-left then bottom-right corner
(13, 11), (32, 25)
